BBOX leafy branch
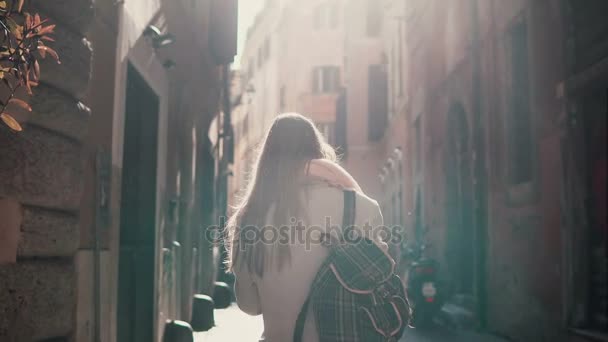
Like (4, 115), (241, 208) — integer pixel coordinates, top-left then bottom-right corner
(0, 0), (59, 132)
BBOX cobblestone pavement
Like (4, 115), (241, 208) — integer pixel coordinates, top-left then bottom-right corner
(196, 305), (506, 342)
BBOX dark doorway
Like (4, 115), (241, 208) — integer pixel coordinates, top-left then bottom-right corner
(445, 103), (475, 295)
(117, 63), (160, 342)
(580, 86), (607, 332)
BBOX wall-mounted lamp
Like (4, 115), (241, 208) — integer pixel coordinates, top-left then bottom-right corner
(144, 25), (176, 49)
(154, 34), (176, 48)
(144, 25), (162, 38)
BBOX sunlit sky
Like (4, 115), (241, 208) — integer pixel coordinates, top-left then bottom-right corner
(235, 0), (265, 69)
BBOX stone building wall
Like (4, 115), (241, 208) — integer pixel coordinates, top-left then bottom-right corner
(387, 0), (573, 340)
(0, 0), (94, 340)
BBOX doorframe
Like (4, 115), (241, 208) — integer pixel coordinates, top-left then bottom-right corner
(444, 102), (476, 296)
(111, 31), (169, 341)
(561, 83), (608, 332)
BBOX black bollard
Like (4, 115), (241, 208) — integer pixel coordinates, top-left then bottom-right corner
(213, 281), (232, 309)
(191, 294), (215, 332)
(162, 320), (194, 342)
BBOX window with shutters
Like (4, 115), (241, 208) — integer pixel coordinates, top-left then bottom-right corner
(312, 66), (340, 93)
(368, 64), (388, 141)
(506, 18), (534, 185)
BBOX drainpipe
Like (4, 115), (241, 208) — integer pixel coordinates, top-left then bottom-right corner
(470, 0), (488, 329)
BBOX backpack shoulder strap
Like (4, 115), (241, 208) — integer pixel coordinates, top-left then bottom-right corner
(293, 190), (356, 342)
(343, 189), (356, 231)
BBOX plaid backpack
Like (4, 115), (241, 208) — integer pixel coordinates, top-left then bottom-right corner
(293, 190), (411, 342)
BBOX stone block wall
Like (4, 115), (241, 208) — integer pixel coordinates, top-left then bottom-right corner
(0, 0), (93, 340)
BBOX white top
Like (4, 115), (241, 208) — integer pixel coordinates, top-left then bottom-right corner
(233, 183), (387, 342)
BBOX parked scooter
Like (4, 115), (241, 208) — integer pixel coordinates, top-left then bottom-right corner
(403, 239), (444, 329)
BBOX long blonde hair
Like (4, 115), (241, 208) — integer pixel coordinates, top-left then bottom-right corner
(226, 113), (337, 277)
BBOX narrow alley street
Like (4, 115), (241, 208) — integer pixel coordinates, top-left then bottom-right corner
(1, 0), (607, 341)
(196, 306), (508, 342)
(196, 305), (263, 342)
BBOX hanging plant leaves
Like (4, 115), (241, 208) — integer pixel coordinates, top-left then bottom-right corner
(38, 46), (60, 63)
(0, 0), (58, 132)
(36, 24), (55, 36)
(32, 60), (40, 80)
(1, 113), (23, 131)
(9, 98), (32, 111)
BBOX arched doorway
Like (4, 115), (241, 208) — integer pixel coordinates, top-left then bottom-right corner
(444, 102), (475, 294)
